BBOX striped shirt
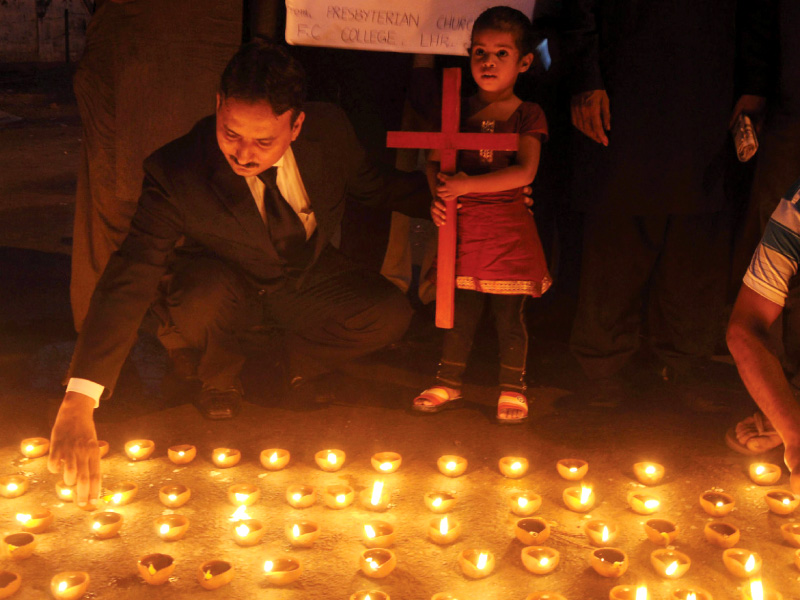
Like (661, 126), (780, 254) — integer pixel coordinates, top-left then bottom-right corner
(743, 177), (800, 306)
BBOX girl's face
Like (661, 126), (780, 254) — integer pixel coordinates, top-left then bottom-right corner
(470, 29), (533, 96)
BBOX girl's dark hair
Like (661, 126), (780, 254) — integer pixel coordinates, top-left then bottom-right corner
(471, 6), (534, 56)
(219, 40), (306, 121)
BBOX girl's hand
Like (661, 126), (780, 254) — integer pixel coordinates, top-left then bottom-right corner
(431, 198), (462, 226)
(436, 171), (470, 201)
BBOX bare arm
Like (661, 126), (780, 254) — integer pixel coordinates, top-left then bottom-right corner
(727, 285), (800, 491)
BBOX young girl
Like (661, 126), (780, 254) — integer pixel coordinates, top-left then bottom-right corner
(413, 6), (550, 424)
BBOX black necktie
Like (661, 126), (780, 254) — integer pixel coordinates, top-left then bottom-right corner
(257, 167), (307, 262)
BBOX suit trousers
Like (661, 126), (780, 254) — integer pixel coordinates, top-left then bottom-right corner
(160, 254), (413, 390)
(570, 212), (729, 380)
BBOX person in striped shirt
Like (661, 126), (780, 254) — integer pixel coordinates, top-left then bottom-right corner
(727, 176), (800, 493)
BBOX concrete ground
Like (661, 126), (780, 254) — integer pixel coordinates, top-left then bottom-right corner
(1, 64), (798, 600)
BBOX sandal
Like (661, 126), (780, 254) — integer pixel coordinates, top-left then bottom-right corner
(497, 391), (528, 424)
(412, 386), (463, 413)
(725, 412), (783, 455)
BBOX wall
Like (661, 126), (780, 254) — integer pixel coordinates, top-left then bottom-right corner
(0, 0), (90, 62)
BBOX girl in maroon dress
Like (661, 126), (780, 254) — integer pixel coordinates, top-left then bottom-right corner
(413, 7), (550, 423)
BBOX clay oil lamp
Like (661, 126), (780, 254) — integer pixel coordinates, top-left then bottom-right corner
(428, 516), (461, 544)
(650, 549), (690, 579)
(458, 549), (495, 579)
(749, 463), (781, 485)
(372, 452), (402, 474)
(360, 549), (397, 579)
(97, 440), (109, 458)
(102, 481), (138, 507)
(521, 546), (560, 575)
(704, 522), (740, 548)
(610, 585), (649, 600)
(510, 491), (542, 516)
(154, 514), (189, 541)
(363, 521), (395, 548)
(425, 491), (456, 513)
(0, 475), (28, 499)
(197, 560), (234, 590)
(515, 517), (550, 545)
(584, 519), (618, 547)
(3, 533), (36, 561)
(19, 437), (49, 459)
(643, 518), (678, 546)
(722, 549), (762, 578)
(438, 455), (467, 477)
(360, 481), (390, 511)
(564, 484), (595, 512)
(51, 572), (90, 600)
(323, 484), (354, 509)
(633, 462), (665, 485)
(670, 588), (713, 600)
(167, 444), (196, 465)
(351, 590), (390, 600)
(699, 491), (735, 517)
(590, 548), (628, 578)
(742, 579), (783, 600)
(628, 491), (661, 515)
(315, 449), (345, 472)
(499, 456), (528, 478)
(526, 594), (568, 600)
(15, 509), (53, 534)
(211, 447), (241, 468)
(233, 519), (266, 547)
(55, 480), (75, 502)
(263, 558), (303, 585)
(557, 458), (588, 481)
(430, 594), (458, 600)
(159, 484), (191, 508)
(764, 489), (799, 515)
(286, 485), (316, 508)
(0, 571), (21, 600)
(91, 511), (123, 539)
(286, 521), (320, 548)
(780, 522), (800, 547)
(260, 448), (290, 470)
(137, 553), (175, 585)
(227, 483), (260, 506)
(124, 439), (154, 461)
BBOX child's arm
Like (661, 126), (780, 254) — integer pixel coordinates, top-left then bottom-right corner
(426, 149), (450, 227)
(435, 134), (542, 201)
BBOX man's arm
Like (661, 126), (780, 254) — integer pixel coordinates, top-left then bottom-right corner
(727, 285), (800, 491)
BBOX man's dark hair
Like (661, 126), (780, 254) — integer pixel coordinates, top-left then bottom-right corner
(219, 40), (306, 120)
(471, 6), (534, 57)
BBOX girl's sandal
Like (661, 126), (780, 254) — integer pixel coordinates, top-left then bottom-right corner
(412, 386), (463, 413)
(497, 391), (528, 424)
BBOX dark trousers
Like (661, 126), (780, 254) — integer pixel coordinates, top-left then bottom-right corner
(570, 212), (729, 380)
(158, 254), (413, 390)
(437, 289), (528, 392)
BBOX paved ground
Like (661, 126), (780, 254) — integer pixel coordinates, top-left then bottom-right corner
(1, 63), (798, 600)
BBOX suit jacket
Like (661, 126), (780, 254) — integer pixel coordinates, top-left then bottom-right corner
(69, 102), (429, 395)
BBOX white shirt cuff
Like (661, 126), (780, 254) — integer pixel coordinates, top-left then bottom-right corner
(66, 378), (104, 408)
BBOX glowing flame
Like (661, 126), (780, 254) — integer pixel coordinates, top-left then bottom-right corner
(7, 483), (18, 492)
(58, 581), (68, 592)
(129, 445), (140, 454)
(636, 586), (648, 600)
(370, 481), (384, 506)
(569, 467), (578, 473)
(439, 516), (449, 535)
(217, 453), (226, 462)
(16, 513), (31, 524)
(665, 561), (678, 576)
(716, 501), (724, 508)
(518, 496), (528, 508)
(235, 493), (249, 503)
(168, 494), (177, 502)
(446, 461), (457, 471)
(601, 526), (609, 542)
(433, 497), (443, 508)
(292, 492), (301, 502)
(783, 498), (791, 506)
(364, 524), (376, 539)
(263, 561), (274, 573)
(235, 523), (250, 537)
(511, 461), (522, 471)
(755, 465), (765, 475)
(269, 452), (278, 463)
(379, 462), (392, 471)
(230, 505), (250, 522)
(178, 451), (185, 457)
(204, 570), (213, 580)
(92, 521), (101, 530)
(644, 498), (660, 510)
(750, 579), (764, 600)
(476, 552), (489, 570)
(745, 554), (756, 573)
(539, 556), (549, 567)
(580, 486), (592, 504)
(148, 563), (157, 575)
(327, 451), (337, 465)
(159, 523), (170, 535)
(112, 493), (123, 504)
(292, 524), (300, 538)
(336, 493), (346, 504)
(645, 465), (656, 475)
(63, 488), (72, 497)
(686, 593), (696, 600)
(25, 444), (34, 452)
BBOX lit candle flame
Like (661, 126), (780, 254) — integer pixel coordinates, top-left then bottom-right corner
(159, 523), (170, 535)
(432, 497), (443, 508)
(379, 462), (392, 471)
(129, 444), (140, 454)
(292, 524), (300, 538)
(636, 586), (648, 600)
(716, 501), (724, 508)
(367, 557), (380, 570)
(204, 570), (212, 580)
(745, 554), (756, 572)
(539, 556), (549, 567)
(58, 581), (67, 592)
(168, 494), (177, 502)
(755, 465), (765, 475)
(601, 525), (609, 542)
(644, 498), (660, 510)
(518, 496), (528, 508)
(370, 481), (384, 506)
(336, 493), (346, 503)
(364, 524), (376, 539)
(327, 451), (337, 464)
(783, 498), (791, 505)
(269, 452), (278, 463)
(569, 466), (578, 473)
(476, 552), (488, 570)
(7, 483), (18, 492)
(236, 523), (250, 537)
(665, 561), (678, 576)
(25, 444), (34, 452)
(112, 493), (123, 504)
(686, 593), (696, 600)
(235, 493), (249, 503)
(511, 461), (522, 471)
(92, 521), (101, 530)
(446, 461), (457, 471)
(217, 453), (226, 462)
(645, 465), (656, 475)
(439, 516), (449, 535)
(178, 450), (185, 457)
(63, 488), (71, 497)
(264, 561), (274, 573)
(230, 505), (250, 522)
(16, 513), (31, 524)
(580, 486), (592, 504)
(750, 579), (764, 600)
(292, 492), (301, 502)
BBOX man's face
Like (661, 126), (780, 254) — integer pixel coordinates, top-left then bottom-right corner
(215, 94), (304, 177)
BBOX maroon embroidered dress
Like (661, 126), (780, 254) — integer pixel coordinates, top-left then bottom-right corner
(455, 101), (551, 296)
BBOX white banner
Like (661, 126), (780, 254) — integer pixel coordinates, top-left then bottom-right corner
(285, 0), (536, 56)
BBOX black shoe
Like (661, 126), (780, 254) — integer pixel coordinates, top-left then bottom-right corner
(288, 376), (336, 405)
(195, 385), (242, 420)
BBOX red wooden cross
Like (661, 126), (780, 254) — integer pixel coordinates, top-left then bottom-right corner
(387, 68), (518, 328)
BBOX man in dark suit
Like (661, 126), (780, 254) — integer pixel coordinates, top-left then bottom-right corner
(47, 41), (429, 508)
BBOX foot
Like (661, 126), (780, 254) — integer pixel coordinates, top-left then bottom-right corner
(497, 391), (528, 424)
(412, 386), (463, 413)
(288, 376), (336, 404)
(195, 385), (242, 420)
(726, 412), (783, 454)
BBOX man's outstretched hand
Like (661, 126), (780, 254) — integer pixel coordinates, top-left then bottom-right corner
(48, 392), (101, 508)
